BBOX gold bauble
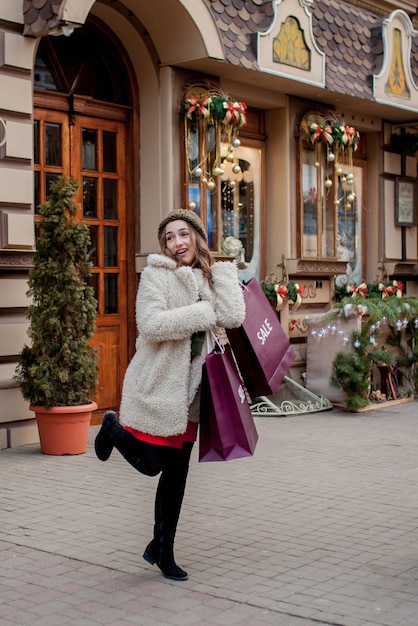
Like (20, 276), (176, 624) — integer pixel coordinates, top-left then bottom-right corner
(188, 201), (197, 210)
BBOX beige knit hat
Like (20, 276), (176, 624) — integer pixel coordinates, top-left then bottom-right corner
(158, 209), (208, 242)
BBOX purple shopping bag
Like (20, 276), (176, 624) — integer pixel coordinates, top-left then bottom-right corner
(199, 344), (258, 462)
(226, 277), (296, 397)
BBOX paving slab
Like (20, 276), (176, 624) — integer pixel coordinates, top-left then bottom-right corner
(1, 401), (418, 625)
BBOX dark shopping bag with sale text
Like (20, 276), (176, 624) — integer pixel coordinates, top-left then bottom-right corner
(226, 277), (296, 397)
(199, 343), (258, 462)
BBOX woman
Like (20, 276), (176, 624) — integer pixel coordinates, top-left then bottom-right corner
(95, 209), (245, 581)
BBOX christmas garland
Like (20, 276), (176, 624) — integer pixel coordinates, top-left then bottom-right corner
(179, 95), (247, 127)
(334, 280), (404, 302)
(306, 122), (360, 151)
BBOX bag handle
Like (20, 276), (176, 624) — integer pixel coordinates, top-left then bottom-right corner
(239, 278), (250, 292)
(206, 329), (225, 354)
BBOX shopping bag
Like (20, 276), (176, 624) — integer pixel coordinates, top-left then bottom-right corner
(226, 277), (296, 397)
(199, 344), (258, 462)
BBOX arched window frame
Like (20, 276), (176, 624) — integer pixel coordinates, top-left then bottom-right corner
(179, 81), (266, 278)
(296, 109), (366, 282)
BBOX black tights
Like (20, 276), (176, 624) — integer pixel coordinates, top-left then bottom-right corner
(105, 420), (194, 561)
(107, 424), (193, 477)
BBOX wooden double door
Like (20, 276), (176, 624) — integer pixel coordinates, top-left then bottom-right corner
(34, 106), (130, 418)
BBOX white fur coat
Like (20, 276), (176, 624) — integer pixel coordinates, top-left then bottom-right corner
(119, 253), (246, 436)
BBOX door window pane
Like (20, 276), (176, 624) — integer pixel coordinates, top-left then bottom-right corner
(103, 179), (117, 219)
(88, 273), (98, 302)
(104, 226), (117, 267)
(83, 177), (97, 218)
(45, 123), (61, 166)
(103, 131), (117, 172)
(34, 121), (39, 165)
(46, 172), (60, 195)
(88, 225), (98, 266)
(82, 128), (97, 170)
(34, 171), (40, 214)
(105, 274), (118, 314)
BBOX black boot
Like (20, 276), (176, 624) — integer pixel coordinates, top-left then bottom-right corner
(142, 444), (193, 581)
(94, 410), (118, 461)
(143, 540), (188, 581)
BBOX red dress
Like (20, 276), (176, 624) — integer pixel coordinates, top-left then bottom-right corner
(124, 420), (198, 449)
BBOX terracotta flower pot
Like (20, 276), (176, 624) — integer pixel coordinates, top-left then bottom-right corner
(30, 402), (98, 455)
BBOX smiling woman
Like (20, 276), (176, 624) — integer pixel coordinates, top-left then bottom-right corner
(94, 208), (245, 581)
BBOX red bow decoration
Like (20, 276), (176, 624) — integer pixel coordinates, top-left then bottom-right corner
(347, 282), (367, 297)
(343, 125), (358, 146)
(223, 101), (247, 127)
(186, 95), (211, 120)
(309, 123), (333, 145)
(379, 281), (404, 298)
(379, 283), (396, 298)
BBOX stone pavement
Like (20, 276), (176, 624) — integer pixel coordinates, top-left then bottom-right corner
(1, 400), (418, 626)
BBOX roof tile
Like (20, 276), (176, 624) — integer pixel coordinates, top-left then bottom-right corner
(24, 0), (417, 104)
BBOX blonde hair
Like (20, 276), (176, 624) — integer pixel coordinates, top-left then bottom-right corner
(159, 223), (214, 283)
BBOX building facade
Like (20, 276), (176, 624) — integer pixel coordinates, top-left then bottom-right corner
(1, 0), (417, 448)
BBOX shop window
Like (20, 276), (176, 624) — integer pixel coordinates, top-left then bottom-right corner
(298, 111), (365, 283)
(180, 84), (264, 278)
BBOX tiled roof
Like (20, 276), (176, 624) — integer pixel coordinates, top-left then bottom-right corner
(208, 0), (418, 101)
(23, 0), (418, 98)
(411, 37), (418, 84)
(208, 0), (274, 70)
(23, 0), (63, 37)
(313, 0), (382, 99)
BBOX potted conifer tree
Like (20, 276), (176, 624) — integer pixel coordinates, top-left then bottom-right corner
(15, 176), (98, 455)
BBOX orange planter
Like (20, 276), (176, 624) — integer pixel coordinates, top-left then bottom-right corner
(30, 402), (98, 455)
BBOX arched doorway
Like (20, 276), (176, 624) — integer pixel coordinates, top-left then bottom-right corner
(33, 18), (137, 420)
